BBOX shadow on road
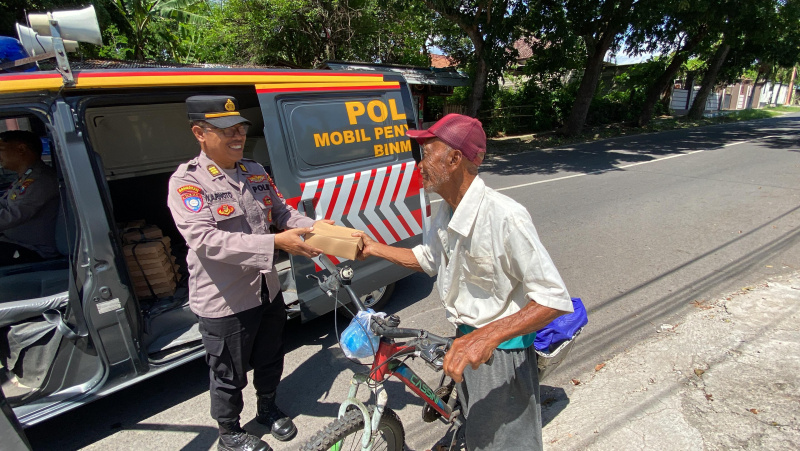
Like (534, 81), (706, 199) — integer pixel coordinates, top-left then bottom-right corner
(482, 115), (800, 177)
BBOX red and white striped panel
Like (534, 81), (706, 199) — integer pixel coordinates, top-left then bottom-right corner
(292, 162), (424, 263)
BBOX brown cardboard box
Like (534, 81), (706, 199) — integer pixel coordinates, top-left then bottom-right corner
(303, 222), (364, 260)
(122, 225), (163, 244)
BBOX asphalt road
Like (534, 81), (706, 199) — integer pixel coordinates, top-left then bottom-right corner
(24, 114), (800, 450)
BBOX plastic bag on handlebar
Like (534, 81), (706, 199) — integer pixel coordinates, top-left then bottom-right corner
(340, 309), (385, 359)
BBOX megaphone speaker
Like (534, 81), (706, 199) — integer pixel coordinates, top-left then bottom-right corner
(28, 5), (103, 46)
(16, 24), (79, 56)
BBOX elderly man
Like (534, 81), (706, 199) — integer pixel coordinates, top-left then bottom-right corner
(354, 114), (574, 450)
(168, 95), (331, 451)
(0, 130), (60, 266)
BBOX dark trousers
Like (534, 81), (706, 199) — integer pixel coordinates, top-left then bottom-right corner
(0, 242), (44, 266)
(197, 291), (287, 425)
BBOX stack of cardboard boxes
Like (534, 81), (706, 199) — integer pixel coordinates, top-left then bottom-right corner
(121, 221), (180, 299)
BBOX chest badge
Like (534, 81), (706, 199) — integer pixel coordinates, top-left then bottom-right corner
(217, 204), (235, 216)
(207, 165), (221, 177)
(178, 185), (204, 212)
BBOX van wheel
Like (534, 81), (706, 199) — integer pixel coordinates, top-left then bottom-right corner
(339, 283), (395, 317)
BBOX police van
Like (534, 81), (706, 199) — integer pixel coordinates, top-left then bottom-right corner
(0, 7), (426, 444)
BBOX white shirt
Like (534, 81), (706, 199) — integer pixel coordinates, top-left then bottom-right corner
(412, 176), (573, 329)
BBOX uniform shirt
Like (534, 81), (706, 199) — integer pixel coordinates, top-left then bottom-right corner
(412, 176), (573, 330)
(0, 160), (60, 259)
(168, 151), (314, 318)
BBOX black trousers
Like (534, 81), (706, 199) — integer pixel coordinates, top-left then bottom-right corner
(0, 242), (44, 266)
(196, 289), (287, 425)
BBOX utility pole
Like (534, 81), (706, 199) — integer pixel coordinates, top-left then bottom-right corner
(785, 66), (797, 105)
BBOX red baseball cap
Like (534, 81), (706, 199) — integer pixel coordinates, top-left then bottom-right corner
(406, 114), (486, 165)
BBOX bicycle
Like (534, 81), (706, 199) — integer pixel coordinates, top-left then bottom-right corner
(300, 255), (464, 451)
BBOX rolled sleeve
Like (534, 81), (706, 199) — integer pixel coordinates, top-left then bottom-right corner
(412, 243), (438, 276)
(506, 216), (573, 313)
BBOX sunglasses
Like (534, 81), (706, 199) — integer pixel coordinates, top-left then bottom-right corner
(203, 124), (249, 137)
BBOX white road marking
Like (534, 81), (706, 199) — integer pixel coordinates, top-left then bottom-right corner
(430, 137), (765, 203)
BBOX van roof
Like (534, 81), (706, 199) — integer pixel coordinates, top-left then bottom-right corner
(0, 68), (400, 94)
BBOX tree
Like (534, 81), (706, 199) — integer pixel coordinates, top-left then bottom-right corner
(687, 0), (795, 119)
(423, 0), (530, 117)
(110, 0), (205, 61)
(624, 0), (716, 126)
(526, 0), (644, 136)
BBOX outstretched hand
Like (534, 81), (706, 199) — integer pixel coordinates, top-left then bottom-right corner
(443, 330), (496, 383)
(351, 231), (379, 260)
(274, 228), (323, 258)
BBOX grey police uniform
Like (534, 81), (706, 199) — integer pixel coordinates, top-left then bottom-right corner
(0, 160), (60, 263)
(167, 150), (314, 426)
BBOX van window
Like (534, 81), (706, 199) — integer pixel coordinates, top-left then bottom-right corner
(279, 91), (413, 171)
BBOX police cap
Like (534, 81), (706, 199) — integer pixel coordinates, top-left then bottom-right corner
(186, 95), (252, 129)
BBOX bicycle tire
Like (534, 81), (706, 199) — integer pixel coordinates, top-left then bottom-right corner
(299, 406), (404, 451)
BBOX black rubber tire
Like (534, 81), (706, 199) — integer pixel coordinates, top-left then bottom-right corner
(338, 282), (396, 318)
(299, 406), (405, 451)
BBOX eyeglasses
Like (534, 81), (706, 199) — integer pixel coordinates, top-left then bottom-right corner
(203, 124), (249, 137)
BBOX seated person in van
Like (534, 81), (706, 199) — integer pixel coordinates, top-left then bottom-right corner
(0, 130), (60, 266)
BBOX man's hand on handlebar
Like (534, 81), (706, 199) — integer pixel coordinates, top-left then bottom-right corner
(443, 330), (497, 383)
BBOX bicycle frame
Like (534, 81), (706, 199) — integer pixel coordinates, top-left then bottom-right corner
(336, 338), (459, 451)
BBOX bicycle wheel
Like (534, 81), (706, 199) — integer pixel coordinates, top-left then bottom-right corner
(300, 407), (404, 451)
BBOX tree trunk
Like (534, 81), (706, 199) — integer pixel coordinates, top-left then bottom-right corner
(636, 33), (704, 126)
(687, 43), (730, 119)
(561, 0), (634, 136)
(467, 57), (489, 118)
(560, 37), (614, 136)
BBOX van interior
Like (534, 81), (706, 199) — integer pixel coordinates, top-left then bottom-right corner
(0, 88), (282, 407)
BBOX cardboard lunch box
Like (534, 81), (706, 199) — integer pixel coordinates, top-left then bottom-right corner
(303, 222), (364, 260)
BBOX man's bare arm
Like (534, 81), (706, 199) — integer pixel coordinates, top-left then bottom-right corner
(352, 231), (422, 272)
(443, 301), (565, 382)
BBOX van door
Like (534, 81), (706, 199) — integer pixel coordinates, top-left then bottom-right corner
(255, 74), (424, 319)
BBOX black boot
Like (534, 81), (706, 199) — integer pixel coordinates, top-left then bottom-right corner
(256, 391), (297, 441)
(218, 421), (272, 451)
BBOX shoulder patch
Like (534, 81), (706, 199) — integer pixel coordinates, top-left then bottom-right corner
(17, 178), (35, 195)
(177, 185), (204, 212)
(267, 175), (284, 200)
(247, 174), (266, 183)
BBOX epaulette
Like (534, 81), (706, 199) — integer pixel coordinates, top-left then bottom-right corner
(173, 157), (199, 178)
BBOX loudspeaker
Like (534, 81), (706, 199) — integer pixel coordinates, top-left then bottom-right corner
(16, 24), (79, 56)
(27, 6), (102, 46)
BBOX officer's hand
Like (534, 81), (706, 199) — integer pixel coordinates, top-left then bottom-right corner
(443, 331), (496, 383)
(274, 228), (323, 258)
(351, 231), (379, 260)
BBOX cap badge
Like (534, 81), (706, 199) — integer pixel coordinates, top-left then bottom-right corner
(225, 99), (235, 111)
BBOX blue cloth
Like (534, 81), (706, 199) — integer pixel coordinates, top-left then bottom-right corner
(534, 297), (587, 353)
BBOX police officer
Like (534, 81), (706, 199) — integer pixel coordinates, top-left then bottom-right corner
(168, 96), (330, 451)
(0, 130), (60, 266)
